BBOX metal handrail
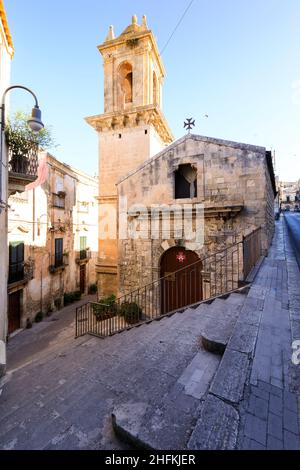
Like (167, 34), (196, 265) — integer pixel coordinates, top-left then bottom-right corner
(76, 226), (262, 338)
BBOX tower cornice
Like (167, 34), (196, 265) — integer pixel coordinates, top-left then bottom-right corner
(85, 105), (174, 145)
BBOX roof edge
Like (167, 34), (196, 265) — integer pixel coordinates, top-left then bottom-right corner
(117, 133), (266, 186)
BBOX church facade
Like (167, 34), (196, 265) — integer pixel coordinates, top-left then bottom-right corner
(87, 16), (276, 302)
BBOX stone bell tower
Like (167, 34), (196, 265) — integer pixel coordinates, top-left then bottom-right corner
(86, 15), (173, 297)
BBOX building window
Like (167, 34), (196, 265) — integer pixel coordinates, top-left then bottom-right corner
(55, 238), (63, 268)
(80, 236), (87, 260)
(53, 192), (65, 209)
(175, 164), (197, 199)
(9, 242), (24, 284)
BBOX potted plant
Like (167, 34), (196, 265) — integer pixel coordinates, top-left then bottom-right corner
(5, 111), (55, 173)
(93, 294), (118, 321)
(119, 301), (142, 325)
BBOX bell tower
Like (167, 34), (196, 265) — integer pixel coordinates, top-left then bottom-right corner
(86, 15), (173, 297)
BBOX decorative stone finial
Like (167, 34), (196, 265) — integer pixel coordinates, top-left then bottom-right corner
(106, 25), (115, 41)
(141, 15), (148, 29)
(132, 15), (138, 25)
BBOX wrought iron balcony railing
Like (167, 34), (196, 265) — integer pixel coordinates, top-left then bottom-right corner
(49, 253), (68, 273)
(75, 249), (91, 263)
(8, 260), (34, 285)
(8, 144), (39, 179)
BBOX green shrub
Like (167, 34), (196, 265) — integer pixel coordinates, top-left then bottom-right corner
(64, 291), (81, 305)
(35, 311), (43, 323)
(119, 302), (142, 325)
(93, 294), (117, 321)
(88, 283), (97, 295)
(64, 292), (75, 305)
(54, 298), (62, 310)
(73, 291), (82, 301)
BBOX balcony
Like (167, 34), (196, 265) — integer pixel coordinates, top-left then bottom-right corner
(75, 249), (91, 264)
(8, 260), (34, 291)
(8, 145), (39, 196)
(49, 253), (68, 274)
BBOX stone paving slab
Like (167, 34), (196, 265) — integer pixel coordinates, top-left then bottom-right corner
(209, 348), (249, 404)
(187, 395), (239, 450)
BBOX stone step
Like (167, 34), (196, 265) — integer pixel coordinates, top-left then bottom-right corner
(111, 348), (221, 450)
(224, 292), (247, 306)
(200, 295), (243, 354)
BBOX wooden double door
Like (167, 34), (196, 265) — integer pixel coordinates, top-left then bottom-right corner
(160, 247), (203, 314)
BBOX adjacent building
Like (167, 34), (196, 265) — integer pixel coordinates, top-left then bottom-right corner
(7, 152), (98, 335)
(279, 180), (300, 211)
(0, 0), (14, 376)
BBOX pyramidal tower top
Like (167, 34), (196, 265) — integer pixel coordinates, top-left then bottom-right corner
(86, 15), (173, 145)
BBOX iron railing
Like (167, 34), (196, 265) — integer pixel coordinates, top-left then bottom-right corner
(8, 144), (39, 178)
(76, 227), (262, 339)
(75, 249), (91, 263)
(243, 227), (262, 279)
(49, 254), (68, 273)
(8, 260), (34, 285)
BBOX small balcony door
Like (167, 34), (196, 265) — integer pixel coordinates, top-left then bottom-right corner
(80, 236), (87, 260)
(9, 242), (24, 284)
(55, 238), (63, 268)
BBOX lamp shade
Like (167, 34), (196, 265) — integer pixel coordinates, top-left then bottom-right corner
(27, 105), (44, 133)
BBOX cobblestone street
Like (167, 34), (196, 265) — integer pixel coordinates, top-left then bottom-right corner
(237, 217), (300, 449)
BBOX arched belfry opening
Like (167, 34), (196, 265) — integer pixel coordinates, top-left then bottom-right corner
(118, 62), (133, 108)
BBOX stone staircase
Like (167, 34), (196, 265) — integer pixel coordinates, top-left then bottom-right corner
(0, 292), (246, 450)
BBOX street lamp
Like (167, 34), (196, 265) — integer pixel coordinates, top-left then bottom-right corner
(1, 85), (44, 132)
(0, 85), (44, 211)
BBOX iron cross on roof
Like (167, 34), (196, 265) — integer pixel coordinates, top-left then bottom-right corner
(184, 118), (195, 133)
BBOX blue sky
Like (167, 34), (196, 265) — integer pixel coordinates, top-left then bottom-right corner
(5, 0), (300, 181)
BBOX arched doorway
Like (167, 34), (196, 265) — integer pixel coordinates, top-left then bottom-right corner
(160, 247), (203, 314)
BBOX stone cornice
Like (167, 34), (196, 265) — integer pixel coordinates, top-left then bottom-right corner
(85, 105), (174, 145)
(0, 0), (14, 56)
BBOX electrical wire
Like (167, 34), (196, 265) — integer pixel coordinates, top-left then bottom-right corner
(160, 0), (196, 56)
